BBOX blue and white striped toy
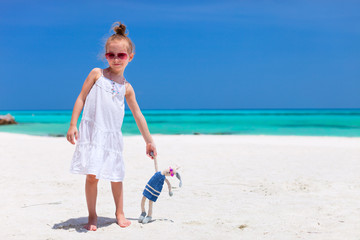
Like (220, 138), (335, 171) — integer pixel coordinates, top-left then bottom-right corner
(139, 152), (182, 224)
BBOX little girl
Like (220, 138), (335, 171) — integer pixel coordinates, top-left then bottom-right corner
(66, 22), (157, 230)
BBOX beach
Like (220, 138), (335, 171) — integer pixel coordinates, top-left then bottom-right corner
(1, 132), (360, 240)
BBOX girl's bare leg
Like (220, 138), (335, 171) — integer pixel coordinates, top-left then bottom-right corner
(111, 181), (131, 227)
(85, 174), (99, 231)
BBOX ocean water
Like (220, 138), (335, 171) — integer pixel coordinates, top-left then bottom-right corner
(0, 109), (359, 137)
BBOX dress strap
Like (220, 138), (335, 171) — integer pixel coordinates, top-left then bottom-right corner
(101, 69), (104, 77)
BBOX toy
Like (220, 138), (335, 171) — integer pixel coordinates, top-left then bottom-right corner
(139, 152), (182, 224)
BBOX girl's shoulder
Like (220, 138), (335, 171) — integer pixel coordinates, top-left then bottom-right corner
(90, 68), (103, 82)
(124, 81), (134, 97)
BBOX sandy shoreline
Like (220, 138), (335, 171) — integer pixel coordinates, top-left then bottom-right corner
(0, 132), (360, 239)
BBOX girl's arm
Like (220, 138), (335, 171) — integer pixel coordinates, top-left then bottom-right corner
(125, 83), (157, 158)
(67, 68), (101, 144)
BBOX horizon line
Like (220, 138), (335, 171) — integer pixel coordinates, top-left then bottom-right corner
(1, 108), (360, 112)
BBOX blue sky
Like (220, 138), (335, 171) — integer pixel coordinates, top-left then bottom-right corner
(0, 0), (359, 110)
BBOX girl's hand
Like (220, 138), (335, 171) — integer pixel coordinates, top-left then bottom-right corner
(66, 125), (78, 145)
(146, 142), (157, 159)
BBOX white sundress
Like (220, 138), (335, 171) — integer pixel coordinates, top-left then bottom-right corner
(70, 70), (127, 182)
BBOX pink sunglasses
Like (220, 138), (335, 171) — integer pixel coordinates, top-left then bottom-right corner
(105, 52), (128, 60)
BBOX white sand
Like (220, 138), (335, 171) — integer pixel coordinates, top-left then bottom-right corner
(0, 132), (360, 240)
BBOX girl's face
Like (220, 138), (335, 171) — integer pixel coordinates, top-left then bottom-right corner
(106, 39), (134, 72)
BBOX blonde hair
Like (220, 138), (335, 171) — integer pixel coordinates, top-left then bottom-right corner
(105, 22), (135, 54)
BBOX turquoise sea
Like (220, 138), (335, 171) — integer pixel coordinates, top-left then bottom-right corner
(0, 109), (360, 137)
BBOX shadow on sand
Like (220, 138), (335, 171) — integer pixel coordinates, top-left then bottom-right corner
(145, 218), (174, 224)
(53, 216), (174, 232)
(52, 217), (117, 232)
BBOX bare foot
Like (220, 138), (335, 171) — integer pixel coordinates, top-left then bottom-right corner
(84, 215), (97, 231)
(116, 213), (131, 228)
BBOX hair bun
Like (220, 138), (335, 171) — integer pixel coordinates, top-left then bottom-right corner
(113, 22), (128, 36)
(105, 21), (135, 53)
